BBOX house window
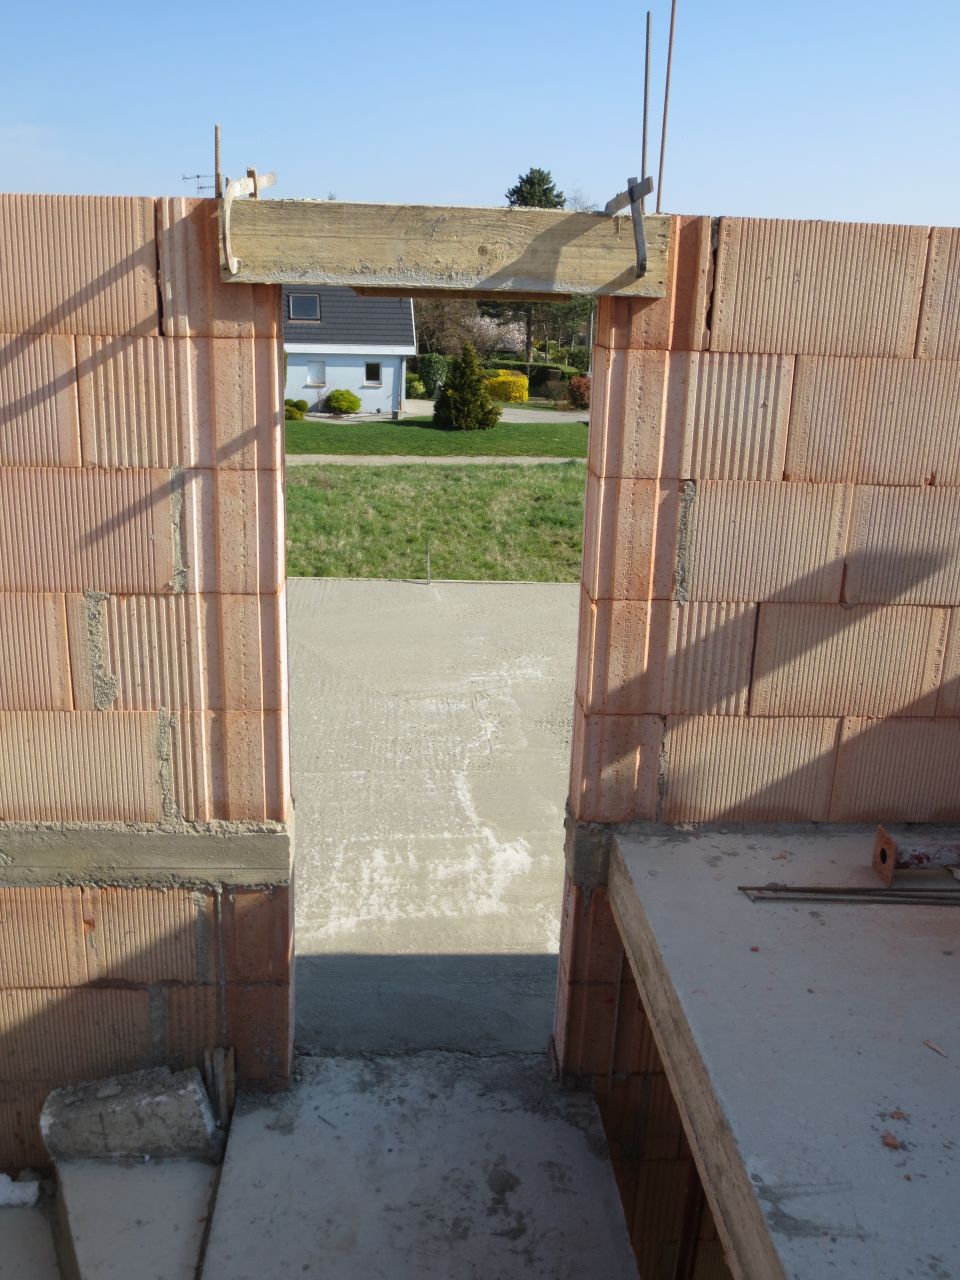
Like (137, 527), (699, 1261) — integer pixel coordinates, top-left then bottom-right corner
(305, 360), (326, 386)
(289, 294), (320, 320)
(364, 362), (382, 385)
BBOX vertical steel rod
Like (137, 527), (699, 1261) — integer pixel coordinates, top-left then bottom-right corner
(656, 0), (678, 214)
(214, 123), (222, 199)
(641, 9), (652, 212)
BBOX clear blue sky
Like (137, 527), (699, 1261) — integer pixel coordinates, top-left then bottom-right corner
(2, 0), (957, 224)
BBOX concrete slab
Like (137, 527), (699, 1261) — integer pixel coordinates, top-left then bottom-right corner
(202, 1052), (638, 1280)
(0, 1206), (60, 1278)
(288, 579), (578, 1051)
(57, 1160), (216, 1280)
(610, 826), (960, 1279)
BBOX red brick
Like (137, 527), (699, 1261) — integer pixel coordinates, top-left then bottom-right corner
(226, 984), (292, 1088)
(0, 887), (86, 988)
(0, 195), (158, 336)
(573, 712), (663, 822)
(558, 881), (623, 988)
(0, 1084), (51, 1172)
(220, 885), (292, 985)
(662, 716), (840, 823)
(710, 217), (927, 356)
(82, 886), (215, 985)
(0, 334), (81, 465)
(830, 718), (960, 822)
(0, 988), (152, 1083)
(158, 198), (279, 339)
(0, 594), (72, 711)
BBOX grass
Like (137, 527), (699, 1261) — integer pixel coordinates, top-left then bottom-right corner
(284, 415), (587, 458)
(285, 463), (585, 581)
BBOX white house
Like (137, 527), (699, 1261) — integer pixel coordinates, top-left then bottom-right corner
(283, 286), (417, 417)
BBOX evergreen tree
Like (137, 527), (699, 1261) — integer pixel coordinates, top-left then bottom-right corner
(503, 168), (568, 370)
(433, 343), (501, 431)
(505, 168), (566, 209)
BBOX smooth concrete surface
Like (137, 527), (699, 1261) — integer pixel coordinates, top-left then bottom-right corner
(288, 579), (578, 1051)
(202, 1053), (639, 1280)
(611, 827), (960, 1279)
(0, 1206), (60, 1278)
(57, 1160), (216, 1280)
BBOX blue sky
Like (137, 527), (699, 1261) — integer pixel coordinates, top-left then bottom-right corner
(2, 0), (957, 224)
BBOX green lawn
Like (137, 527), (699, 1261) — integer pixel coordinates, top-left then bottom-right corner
(284, 415), (588, 458)
(285, 463), (585, 581)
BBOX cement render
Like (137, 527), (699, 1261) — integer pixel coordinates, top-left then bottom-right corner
(202, 1052), (638, 1280)
(288, 578), (578, 1052)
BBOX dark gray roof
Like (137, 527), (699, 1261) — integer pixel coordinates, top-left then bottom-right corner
(282, 286), (416, 348)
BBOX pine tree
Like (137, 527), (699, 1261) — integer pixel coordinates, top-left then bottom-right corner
(432, 343), (501, 431)
(505, 168), (566, 209)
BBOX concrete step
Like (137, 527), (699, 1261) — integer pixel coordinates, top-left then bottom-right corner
(0, 1206), (61, 1279)
(201, 1051), (638, 1279)
(55, 1160), (217, 1280)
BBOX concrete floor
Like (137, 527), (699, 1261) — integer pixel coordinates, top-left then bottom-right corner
(287, 578), (579, 1052)
(203, 1053), (638, 1280)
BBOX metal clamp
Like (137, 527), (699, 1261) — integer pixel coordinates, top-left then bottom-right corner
(604, 176), (655, 277)
(222, 167), (277, 275)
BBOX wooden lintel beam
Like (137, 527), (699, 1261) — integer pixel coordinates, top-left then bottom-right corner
(222, 200), (671, 298)
(351, 287), (575, 303)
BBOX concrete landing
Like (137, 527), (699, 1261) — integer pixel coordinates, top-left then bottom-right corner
(288, 579), (577, 1053)
(202, 1052), (638, 1279)
(58, 1160), (216, 1280)
(0, 1206), (60, 1278)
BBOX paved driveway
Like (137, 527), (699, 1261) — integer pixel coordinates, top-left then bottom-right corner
(288, 578), (579, 1053)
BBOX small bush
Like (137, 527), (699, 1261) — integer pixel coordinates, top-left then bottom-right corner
(486, 371), (529, 403)
(418, 353), (449, 398)
(284, 399), (305, 420)
(569, 347), (590, 374)
(433, 343), (501, 431)
(324, 389), (362, 415)
(406, 373), (427, 398)
(541, 376), (566, 403)
(568, 375), (591, 409)
(292, 399), (309, 413)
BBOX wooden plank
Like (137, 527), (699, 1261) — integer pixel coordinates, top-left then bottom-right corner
(222, 200), (671, 298)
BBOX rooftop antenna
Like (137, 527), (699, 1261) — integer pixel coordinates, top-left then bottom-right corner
(656, 0), (678, 214)
(182, 172), (215, 196)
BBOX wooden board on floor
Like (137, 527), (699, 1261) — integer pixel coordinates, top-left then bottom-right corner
(222, 200), (671, 298)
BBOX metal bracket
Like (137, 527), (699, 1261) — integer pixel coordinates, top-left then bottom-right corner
(604, 176), (654, 277)
(222, 167), (277, 276)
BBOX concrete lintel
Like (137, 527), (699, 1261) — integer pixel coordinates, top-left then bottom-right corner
(0, 820), (293, 888)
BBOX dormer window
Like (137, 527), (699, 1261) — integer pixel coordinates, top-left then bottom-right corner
(289, 294), (321, 320)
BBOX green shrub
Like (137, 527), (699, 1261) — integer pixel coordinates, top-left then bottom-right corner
(293, 399), (309, 413)
(284, 399), (305, 421)
(541, 375), (566, 403)
(568, 375), (591, 409)
(433, 343), (501, 431)
(569, 347), (590, 374)
(489, 359), (575, 390)
(487, 371), (529, 402)
(418, 353), (449, 398)
(324, 389), (362, 415)
(406, 373), (427, 398)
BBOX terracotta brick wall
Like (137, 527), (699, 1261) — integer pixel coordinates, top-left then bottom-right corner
(571, 214), (960, 826)
(0, 196), (291, 1170)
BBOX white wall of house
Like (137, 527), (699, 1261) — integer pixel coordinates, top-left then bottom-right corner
(285, 349), (409, 415)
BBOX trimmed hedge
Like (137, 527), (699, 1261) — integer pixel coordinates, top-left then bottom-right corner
(486, 371), (529, 403)
(324, 389), (362, 414)
(486, 359), (577, 391)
